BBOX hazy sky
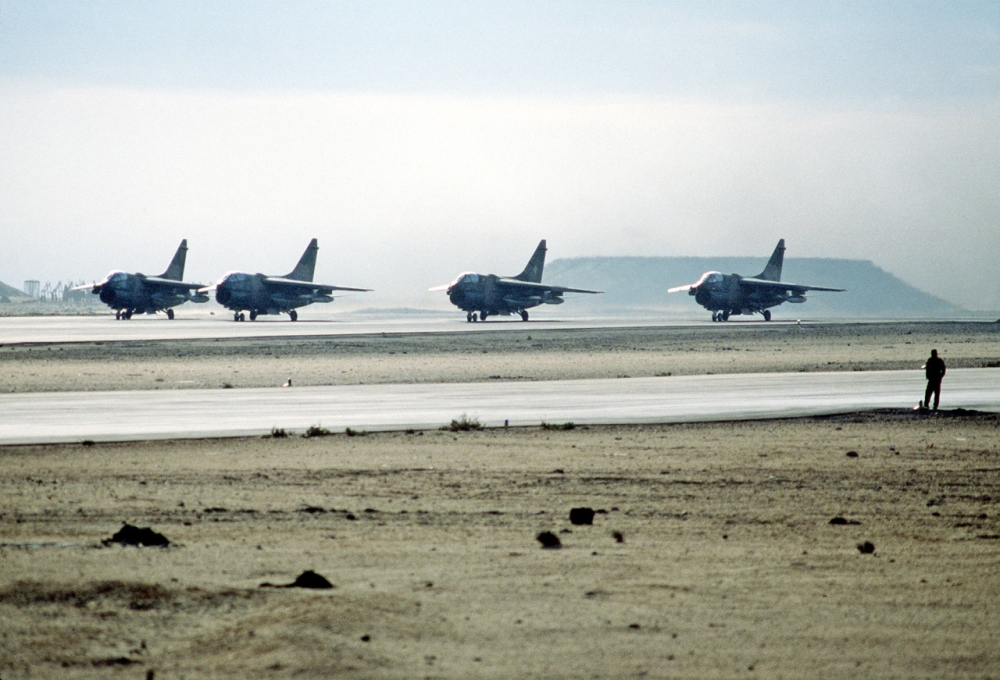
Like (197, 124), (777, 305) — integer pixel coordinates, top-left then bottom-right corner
(2, 2), (998, 309)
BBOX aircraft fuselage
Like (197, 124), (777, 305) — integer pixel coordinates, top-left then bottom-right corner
(213, 272), (332, 319)
(446, 273), (560, 319)
(92, 271), (204, 317)
(692, 273), (796, 315)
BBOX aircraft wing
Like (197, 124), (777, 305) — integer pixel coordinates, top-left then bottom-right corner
(740, 278), (845, 293)
(263, 277), (372, 293)
(496, 278), (601, 295)
(143, 277), (206, 291)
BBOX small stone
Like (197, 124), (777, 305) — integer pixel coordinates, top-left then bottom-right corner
(537, 531), (562, 549)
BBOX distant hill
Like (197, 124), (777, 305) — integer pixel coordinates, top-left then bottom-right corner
(0, 280), (27, 299)
(546, 257), (965, 318)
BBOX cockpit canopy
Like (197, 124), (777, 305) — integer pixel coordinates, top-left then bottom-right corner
(696, 271), (724, 287)
(449, 272), (479, 288)
(219, 271), (251, 284)
(103, 271), (128, 284)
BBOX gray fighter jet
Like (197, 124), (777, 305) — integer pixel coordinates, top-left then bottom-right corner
(201, 238), (370, 321)
(75, 239), (208, 319)
(430, 240), (601, 322)
(667, 239), (844, 321)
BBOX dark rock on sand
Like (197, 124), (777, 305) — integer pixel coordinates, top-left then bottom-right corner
(102, 524), (170, 548)
(570, 507), (596, 525)
(857, 541), (875, 554)
(537, 531), (562, 549)
(260, 570), (335, 589)
(829, 517), (862, 525)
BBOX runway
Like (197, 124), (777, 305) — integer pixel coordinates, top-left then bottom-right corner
(0, 310), (799, 345)
(2, 368), (997, 444)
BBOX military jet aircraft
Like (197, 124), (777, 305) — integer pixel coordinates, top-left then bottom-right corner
(667, 239), (844, 321)
(75, 239), (208, 319)
(201, 238), (370, 321)
(430, 239), (601, 322)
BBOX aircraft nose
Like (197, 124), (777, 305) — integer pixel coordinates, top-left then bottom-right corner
(215, 282), (233, 306)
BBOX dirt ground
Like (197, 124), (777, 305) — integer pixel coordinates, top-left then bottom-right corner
(2, 321), (999, 393)
(2, 412), (999, 678)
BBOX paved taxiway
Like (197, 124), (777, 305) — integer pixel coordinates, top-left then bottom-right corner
(1, 368), (997, 444)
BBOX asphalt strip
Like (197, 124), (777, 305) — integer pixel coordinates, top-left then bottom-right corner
(2, 368), (998, 445)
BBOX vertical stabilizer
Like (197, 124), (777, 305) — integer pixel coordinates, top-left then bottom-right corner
(513, 240), (546, 282)
(159, 239), (188, 280)
(756, 239), (785, 281)
(286, 239), (319, 281)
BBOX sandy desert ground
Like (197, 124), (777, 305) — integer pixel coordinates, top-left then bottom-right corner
(1, 320), (999, 678)
(2, 321), (998, 393)
(1, 412), (999, 678)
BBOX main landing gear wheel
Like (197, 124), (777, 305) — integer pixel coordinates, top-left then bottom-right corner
(234, 312), (246, 322)
(762, 310), (771, 321)
(249, 311), (257, 321)
(115, 310), (121, 320)
(520, 310), (529, 321)
(466, 312), (473, 322)
(289, 310), (298, 321)
(480, 311), (488, 321)
(721, 310), (730, 321)
(166, 309), (174, 320)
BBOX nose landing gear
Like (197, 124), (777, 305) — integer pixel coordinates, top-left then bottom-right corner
(762, 310), (771, 321)
(166, 309), (174, 320)
(289, 310), (298, 321)
(519, 310), (529, 321)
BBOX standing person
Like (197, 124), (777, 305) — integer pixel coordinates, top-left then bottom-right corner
(923, 349), (946, 411)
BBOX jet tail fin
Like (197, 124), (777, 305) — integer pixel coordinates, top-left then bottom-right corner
(756, 239), (785, 281)
(513, 239), (546, 282)
(285, 238), (319, 281)
(158, 239), (188, 280)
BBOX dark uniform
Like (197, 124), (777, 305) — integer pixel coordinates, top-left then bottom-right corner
(923, 350), (946, 411)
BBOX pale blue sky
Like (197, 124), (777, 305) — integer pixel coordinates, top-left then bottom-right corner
(1, 2), (998, 308)
(3, 2), (997, 99)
